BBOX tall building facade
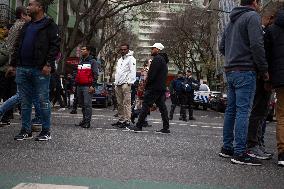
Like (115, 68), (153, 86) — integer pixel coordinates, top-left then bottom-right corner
(133, 0), (194, 71)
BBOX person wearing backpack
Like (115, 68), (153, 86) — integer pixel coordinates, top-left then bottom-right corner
(169, 70), (185, 120)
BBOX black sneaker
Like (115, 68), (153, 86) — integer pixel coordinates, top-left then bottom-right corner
(188, 117), (196, 120)
(75, 120), (85, 127)
(111, 121), (123, 126)
(81, 122), (90, 128)
(118, 122), (130, 128)
(70, 109), (77, 114)
(231, 153), (262, 166)
(278, 153), (284, 167)
(126, 126), (143, 132)
(142, 121), (152, 127)
(35, 132), (51, 141)
(155, 129), (171, 134)
(219, 147), (233, 158)
(14, 131), (33, 141)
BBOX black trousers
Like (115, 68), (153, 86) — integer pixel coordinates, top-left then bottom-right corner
(180, 92), (194, 119)
(136, 90), (169, 129)
(247, 78), (271, 148)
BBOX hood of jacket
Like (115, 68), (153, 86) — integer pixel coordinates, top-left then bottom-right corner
(230, 6), (255, 23)
(123, 50), (134, 58)
(275, 9), (284, 28)
(159, 53), (169, 64)
(80, 55), (93, 62)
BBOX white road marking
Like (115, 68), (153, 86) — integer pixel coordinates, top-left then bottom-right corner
(179, 124), (187, 126)
(201, 126), (210, 128)
(12, 183), (88, 189)
(152, 122), (162, 124)
(105, 129), (117, 131)
(212, 127), (223, 129)
(190, 125), (197, 127)
(169, 123), (177, 125)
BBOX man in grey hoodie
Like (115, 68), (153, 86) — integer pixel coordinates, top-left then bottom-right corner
(218, 0), (269, 166)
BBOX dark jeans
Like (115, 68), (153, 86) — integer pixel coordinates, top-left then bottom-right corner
(77, 86), (92, 123)
(136, 90), (169, 130)
(247, 78), (271, 148)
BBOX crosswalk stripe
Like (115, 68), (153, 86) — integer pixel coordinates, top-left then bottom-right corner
(12, 183), (88, 189)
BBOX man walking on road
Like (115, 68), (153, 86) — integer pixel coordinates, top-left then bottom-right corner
(111, 43), (136, 128)
(127, 43), (170, 133)
(10, 0), (60, 141)
(219, 0), (269, 165)
(74, 46), (98, 128)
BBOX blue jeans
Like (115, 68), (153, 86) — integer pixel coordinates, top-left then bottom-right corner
(0, 92), (41, 120)
(223, 71), (256, 156)
(16, 67), (50, 133)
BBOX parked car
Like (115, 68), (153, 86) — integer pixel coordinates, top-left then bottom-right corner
(193, 85), (210, 110)
(92, 83), (112, 108)
(209, 92), (227, 113)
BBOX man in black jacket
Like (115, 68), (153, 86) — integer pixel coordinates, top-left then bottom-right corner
(127, 43), (170, 133)
(9, 0), (60, 141)
(265, 9), (284, 167)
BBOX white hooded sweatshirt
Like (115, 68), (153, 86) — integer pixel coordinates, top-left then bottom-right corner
(114, 50), (136, 85)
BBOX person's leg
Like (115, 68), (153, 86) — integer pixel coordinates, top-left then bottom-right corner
(33, 69), (51, 135)
(0, 93), (21, 121)
(275, 88), (284, 166)
(15, 67), (33, 135)
(188, 93), (194, 119)
(81, 86), (92, 128)
(135, 90), (155, 129)
(115, 85), (124, 123)
(155, 93), (169, 130)
(247, 78), (271, 148)
(234, 71), (256, 156)
(122, 84), (132, 124)
(222, 72), (236, 152)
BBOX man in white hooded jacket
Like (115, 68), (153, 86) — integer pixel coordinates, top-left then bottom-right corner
(112, 43), (136, 128)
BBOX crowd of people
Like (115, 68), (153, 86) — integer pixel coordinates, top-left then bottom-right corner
(0, 0), (284, 169)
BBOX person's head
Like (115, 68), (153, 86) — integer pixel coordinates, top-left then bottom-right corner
(15, 6), (30, 21)
(262, 14), (275, 27)
(120, 43), (129, 56)
(80, 45), (91, 58)
(151, 43), (164, 56)
(177, 70), (184, 78)
(186, 69), (192, 77)
(27, 0), (48, 20)
(240, 0), (262, 11)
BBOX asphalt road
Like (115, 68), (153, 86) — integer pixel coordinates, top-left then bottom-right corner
(0, 103), (283, 189)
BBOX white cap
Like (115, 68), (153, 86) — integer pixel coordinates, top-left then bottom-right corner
(151, 43), (164, 50)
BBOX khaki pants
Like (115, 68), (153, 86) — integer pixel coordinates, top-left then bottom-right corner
(115, 84), (131, 122)
(276, 88), (284, 154)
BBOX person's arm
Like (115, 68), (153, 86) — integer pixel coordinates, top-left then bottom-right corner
(46, 22), (61, 72)
(127, 57), (136, 84)
(248, 14), (268, 77)
(219, 29), (226, 56)
(145, 57), (160, 87)
(91, 59), (99, 88)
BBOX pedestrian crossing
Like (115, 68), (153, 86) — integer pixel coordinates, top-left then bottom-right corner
(12, 183), (88, 189)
